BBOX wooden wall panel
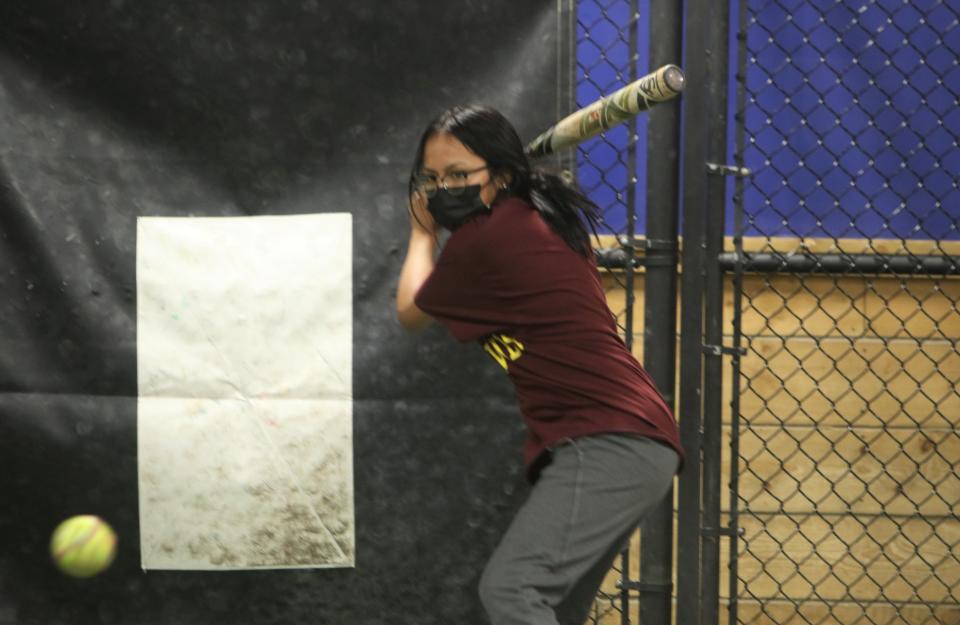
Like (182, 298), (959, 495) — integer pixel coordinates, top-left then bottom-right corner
(595, 240), (959, 624)
(862, 278), (960, 339)
(726, 425), (960, 517)
(729, 515), (960, 604)
(730, 276), (869, 338)
(719, 599), (960, 625)
(731, 337), (960, 429)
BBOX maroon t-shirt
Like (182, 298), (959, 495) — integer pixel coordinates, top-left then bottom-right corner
(415, 196), (683, 479)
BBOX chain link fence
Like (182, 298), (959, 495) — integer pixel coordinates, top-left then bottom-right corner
(729, 1), (960, 624)
(574, 1), (653, 623)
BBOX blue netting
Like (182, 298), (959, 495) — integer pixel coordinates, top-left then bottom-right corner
(731, 5), (960, 625)
(573, 5), (652, 623)
(577, 0), (648, 235)
(734, 0), (960, 241)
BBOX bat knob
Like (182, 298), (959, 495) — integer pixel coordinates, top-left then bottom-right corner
(663, 65), (685, 93)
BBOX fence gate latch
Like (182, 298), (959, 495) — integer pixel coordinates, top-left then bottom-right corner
(617, 580), (674, 593)
(702, 344), (747, 357)
(706, 162), (751, 177)
(701, 525), (743, 538)
(616, 236), (677, 252)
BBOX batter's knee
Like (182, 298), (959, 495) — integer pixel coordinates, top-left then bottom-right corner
(478, 558), (521, 623)
(478, 560), (504, 614)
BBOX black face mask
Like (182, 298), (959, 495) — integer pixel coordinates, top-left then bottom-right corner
(426, 185), (490, 231)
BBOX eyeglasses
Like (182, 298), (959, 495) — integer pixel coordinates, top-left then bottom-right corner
(412, 165), (489, 198)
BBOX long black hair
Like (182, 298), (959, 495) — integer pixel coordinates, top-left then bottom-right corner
(408, 105), (601, 259)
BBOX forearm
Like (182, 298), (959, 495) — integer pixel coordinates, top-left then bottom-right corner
(396, 229), (438, 330)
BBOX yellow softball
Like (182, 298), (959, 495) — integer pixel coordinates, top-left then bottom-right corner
(50, 515), (117, 578)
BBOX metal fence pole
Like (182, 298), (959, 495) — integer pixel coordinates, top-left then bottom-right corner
(556, 0), (577, 177)
(574, 1), (673, 621)
(701, 0), (734, 623)
(676, 0), (714, 620)
(619, 6), (641, 622)
(727, 1), (748, 623)
(639, 0), (683, 622)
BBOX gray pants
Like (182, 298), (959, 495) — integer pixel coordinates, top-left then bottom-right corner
(479, 434), (679, 625)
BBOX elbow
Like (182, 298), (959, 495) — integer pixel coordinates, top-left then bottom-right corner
(396, 303), (433, 331)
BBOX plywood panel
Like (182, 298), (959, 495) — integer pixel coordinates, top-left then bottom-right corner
(862, 278), (960, 340)
(725, 424), (960, 517)
(592, 595), (960, 625)
(726, 276), (960, 341)
(719, 599), (960, 625)
(593, 238), (960, 625)
(601, 273), (648, 333)
(729, 515), (960, 604)
(728, 275), (869, 338)
(590, 599), (630, 625)
(601, 273), (685, 370)
(730, 337), (960, 429)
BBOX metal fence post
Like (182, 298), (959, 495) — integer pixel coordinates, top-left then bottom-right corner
(676, 0), (713, 620)
(701, 0), (735, 623)
(639, 0), (683, 623)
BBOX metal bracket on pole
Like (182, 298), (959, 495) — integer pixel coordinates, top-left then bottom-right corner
(617, 236), (677, 252)
(701, 525), (743, 538)
(611, 237), (678, 268)
(705, 162), (751, 177)
(702, 344), (747, 357)
(618, 580), (674, 593)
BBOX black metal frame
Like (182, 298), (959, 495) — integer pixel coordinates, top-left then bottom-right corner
(713, 1), (960, 625)
(589, 0), (960, 622)
(616, 6), (642, 622)
(588, 0), (736, 623)
(675, 0), (736, 623)
(556, 0), (577, 177)
(727, 1), (748, 622)
(718, 252), (960, 275)
(572, 1), (686, 623)
(636, 0), (683, 622)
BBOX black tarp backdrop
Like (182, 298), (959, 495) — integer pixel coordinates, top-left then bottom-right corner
(0, 2), (565, 623)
